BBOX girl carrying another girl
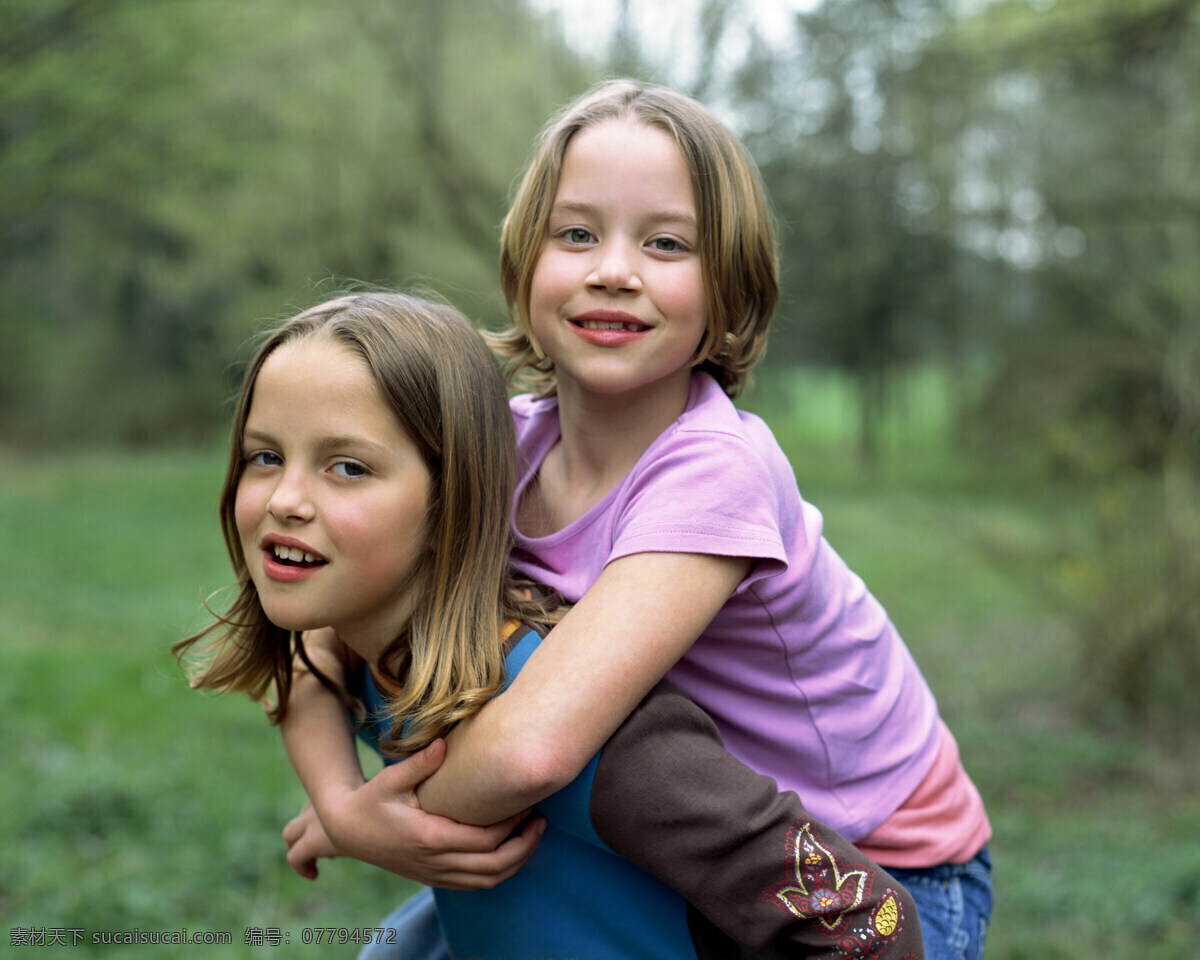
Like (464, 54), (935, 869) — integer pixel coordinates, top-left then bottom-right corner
(290, 80), (994, 960)
(175, 292), (923, 959)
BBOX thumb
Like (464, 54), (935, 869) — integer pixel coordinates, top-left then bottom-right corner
(376, 738), (446, 793)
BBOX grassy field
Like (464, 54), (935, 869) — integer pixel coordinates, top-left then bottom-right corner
(2, 418), (1197, 956)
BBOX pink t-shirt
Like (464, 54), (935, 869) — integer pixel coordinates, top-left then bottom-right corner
(510, 373), (967, 844)
(856, 719), (992, 867)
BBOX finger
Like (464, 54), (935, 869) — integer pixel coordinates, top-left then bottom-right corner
(293, 859), (319, 880)
(282, 815), (304, 846)
(367, 739), (447, 801)
(429, 816), (547, 887)
(478, 815), (545, 882)
(489, 814), (546, 873)
(286, 843), (319, 880)
(401, 816), (545, 889)
(414, 808), (537, 856)
(282, 801), (316, 845)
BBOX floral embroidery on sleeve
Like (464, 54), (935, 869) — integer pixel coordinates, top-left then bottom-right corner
(765, 819), (914, 958)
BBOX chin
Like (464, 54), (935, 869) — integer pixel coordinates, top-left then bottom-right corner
(258, 604), (321, 634)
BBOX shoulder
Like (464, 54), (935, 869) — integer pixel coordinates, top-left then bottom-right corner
(605, 382), (795, 570)
(510, 393), (561, 467)
(510, 392), (557, 430)
(639, 374), (788, 494)
(670, 374), (780, 458)
(605, 375), (796, 570)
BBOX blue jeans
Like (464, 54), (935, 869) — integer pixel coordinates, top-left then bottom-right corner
(357, 888), (449, 960)
(887, 847), (993, 960)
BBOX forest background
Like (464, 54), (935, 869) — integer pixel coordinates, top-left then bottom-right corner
(2, 0), (1198, 956)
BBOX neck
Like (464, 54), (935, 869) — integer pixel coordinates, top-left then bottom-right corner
(332, 600), (416, 670)
(553, 369), (695, 493)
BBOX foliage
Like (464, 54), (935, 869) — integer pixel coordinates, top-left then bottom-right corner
(926, 0), (1200, 728)
(0, 0), (592, 446)
(714, 0), (987, 464)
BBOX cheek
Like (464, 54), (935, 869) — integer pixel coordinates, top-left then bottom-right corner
(676, 275), (711, 349)
(529, 252), (569, 313)
(233, 482), (261, 548)
(333, 495), (429, 580)
(671, 265), (708, 318)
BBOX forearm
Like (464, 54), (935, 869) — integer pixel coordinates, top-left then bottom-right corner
(280, 667), (365, 810)
(418, 687), (578, 824)
(278, 630), (365, 821)
(416, 601), (670, 823)
(416, 551), (750, 824)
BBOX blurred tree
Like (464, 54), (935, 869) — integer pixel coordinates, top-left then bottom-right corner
(728, 0), (974, 464)
(1, 0), (247, 442)
(0, 0), (591, 445)
(926, 0), (1200, 727)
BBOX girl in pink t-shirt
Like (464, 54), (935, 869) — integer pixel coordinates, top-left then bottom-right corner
(293, 79), (992, 959)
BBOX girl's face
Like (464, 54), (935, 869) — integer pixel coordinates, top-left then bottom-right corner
(529, 117), (708, 410)
(234, 336), (431, 661)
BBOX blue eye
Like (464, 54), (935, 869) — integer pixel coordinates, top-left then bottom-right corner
(332, 461), (367, 479)
(247, 450), (282, 467)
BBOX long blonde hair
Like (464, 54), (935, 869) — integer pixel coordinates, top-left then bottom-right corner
(175, 292), (562, 757)
(492, 78), (779, 399)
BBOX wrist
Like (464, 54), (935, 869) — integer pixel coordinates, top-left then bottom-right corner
(311, 774), (364, 820)
(311, 780), (365, 851)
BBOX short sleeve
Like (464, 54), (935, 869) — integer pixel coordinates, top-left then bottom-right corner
(609, 426), (790, 587)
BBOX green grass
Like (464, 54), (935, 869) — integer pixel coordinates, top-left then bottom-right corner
(2, 439), (1198, 957)
(1, 448), (417, 958)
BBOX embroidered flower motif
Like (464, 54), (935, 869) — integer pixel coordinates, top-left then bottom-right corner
(765, 820), (869, 936)
(808, 888), (841, 912)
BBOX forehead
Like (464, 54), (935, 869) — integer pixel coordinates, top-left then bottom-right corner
(249, 336), (390, 426)
(555, 118), (695, 209)
(257, 335), (365, 386)
(565, 116), (683, 159)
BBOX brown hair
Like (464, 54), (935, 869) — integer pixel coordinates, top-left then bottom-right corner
(174, 292), (562, 757)
(492, 78), (779, 398)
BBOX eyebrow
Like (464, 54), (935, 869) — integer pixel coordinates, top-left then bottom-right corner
(241, 428), (392, 458)
(549, 200), (698, 232)
(241, 428), (275, 447)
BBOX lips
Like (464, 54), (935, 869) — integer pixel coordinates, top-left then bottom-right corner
(569, 310), (650, 345)
(260, 535), (327, 582)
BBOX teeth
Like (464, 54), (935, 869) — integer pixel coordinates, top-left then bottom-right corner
(273, 544), (318, 563)
(580, 320), (643, 331)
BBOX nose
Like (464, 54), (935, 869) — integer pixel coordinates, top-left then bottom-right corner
(266, 468), (315, 523)
(586, 239), (642, 293)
